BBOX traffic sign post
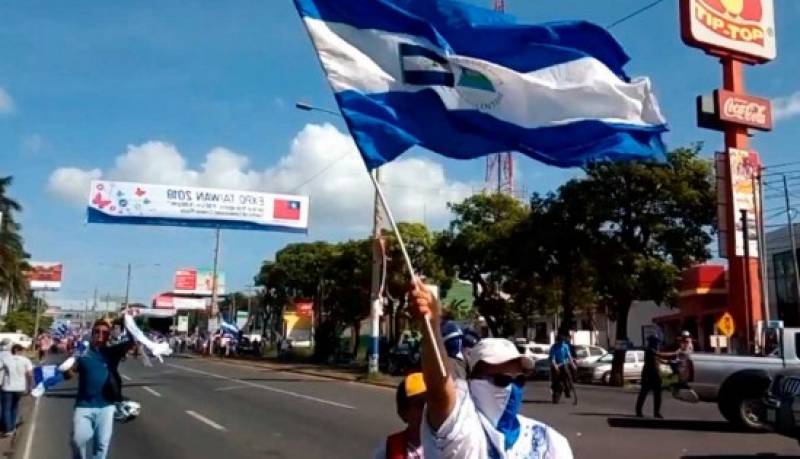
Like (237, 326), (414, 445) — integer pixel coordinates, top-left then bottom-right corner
(717, 312), (736, 338)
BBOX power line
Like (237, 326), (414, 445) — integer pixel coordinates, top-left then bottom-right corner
(763, 160), (800, 170)
(288, 152), (352, 193)
(606, 0), (668, 29)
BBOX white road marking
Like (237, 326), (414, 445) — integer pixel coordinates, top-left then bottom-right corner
(185, 410), (226, 431)
(167, 363), (355, 410)
(22, 397), (39, 459)
(141, 386), (162, 397)
(214, 384), (250, 392)
(120, 373), (132, 381)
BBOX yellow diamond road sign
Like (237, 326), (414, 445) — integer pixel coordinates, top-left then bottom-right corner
(717, 312), (736, 338)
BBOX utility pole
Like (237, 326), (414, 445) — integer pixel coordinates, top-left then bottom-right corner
(368, 168), (383, 376)
(124, 263), (131, 308)
(208, 228), (222, 336)
(740, 210), (753, 353)
(33, 292), (41, 337)
(783, 176), (800, 317)
(756, 172), (769, 322)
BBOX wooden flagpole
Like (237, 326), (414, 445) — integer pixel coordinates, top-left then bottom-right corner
(369, 172), (448, 378)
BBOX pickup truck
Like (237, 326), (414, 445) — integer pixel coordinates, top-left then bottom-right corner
(685, 325), (797, 430)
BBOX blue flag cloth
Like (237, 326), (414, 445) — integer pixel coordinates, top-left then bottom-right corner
(219, 319), (240, 337)
(294, 0), (667, 170)
(31, 365), (64, 398)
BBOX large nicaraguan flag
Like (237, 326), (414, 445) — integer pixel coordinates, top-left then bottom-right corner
(294, 0), (667, 170)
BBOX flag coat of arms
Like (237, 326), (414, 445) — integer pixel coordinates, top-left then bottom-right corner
(294, 0), (667, 170)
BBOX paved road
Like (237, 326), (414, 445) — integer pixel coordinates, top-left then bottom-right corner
(24, 356), (800, 458)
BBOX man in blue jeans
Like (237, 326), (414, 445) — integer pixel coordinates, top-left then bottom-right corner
(63, 319), (133, 459)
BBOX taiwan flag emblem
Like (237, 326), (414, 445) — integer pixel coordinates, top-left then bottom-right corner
(273, 199), (301, 220)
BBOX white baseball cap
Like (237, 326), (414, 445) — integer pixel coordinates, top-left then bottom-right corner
(465, 338), (534, 371)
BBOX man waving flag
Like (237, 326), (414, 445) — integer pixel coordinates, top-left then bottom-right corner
(293, 0), (667, 170)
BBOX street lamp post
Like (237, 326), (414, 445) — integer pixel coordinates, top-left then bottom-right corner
(296, 101), (384, 375)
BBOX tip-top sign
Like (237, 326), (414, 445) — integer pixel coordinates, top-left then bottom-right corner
(680, 0), (776, 63)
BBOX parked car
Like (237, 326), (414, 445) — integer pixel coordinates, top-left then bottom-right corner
(676, 325), (797, 430)
(577, 350), (644, 385)
(516, 342), (551, 363)
(531, 344), (607, 379)
(763, 367), (800, 442)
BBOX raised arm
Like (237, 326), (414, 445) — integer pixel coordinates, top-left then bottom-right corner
(408, 277), (456, 430)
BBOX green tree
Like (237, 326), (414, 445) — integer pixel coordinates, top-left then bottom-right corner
(382, 222), (453, 342)
(3, 310), (51, 336)
(575, 146), (715, 385)
(0, 176), (30, 309)
(255, 242), (338, 352)
(509, 192), (598, 338)
(438, 193), (528, 336)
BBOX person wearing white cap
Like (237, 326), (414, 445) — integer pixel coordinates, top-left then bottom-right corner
(409, 278), (572, 459)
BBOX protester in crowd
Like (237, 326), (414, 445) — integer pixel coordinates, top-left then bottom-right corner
(36, 329), (53, 362)
(0, 339), (10, 429)
(440, 321), (467, 380)
(665, 331), (698, 403)
(63, 318), (135, 459)
(548, 335), (576, 404)
(408, 278), (573, 459)
(635, 335), (665, 418)
(374, 372), (427, 459)
(1, 344), (33, 436)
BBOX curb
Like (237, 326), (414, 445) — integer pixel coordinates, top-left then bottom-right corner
(188, 354), (399, 389)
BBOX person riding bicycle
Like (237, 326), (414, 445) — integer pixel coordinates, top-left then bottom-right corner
(548, 335), (576, 404)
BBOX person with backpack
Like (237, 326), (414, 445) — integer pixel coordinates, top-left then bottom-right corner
(374, 372), (427, 459)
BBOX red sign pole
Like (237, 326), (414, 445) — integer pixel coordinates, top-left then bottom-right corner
(721, 58), (762, 352)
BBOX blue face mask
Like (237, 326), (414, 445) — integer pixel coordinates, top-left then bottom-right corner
(469, 380), (523, 450)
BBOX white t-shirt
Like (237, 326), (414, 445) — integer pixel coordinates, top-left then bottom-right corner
(2, 354), (33, 393)
(422, 380), (573, 459)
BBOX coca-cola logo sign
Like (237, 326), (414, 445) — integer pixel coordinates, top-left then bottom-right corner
(715, 89), (772, 131)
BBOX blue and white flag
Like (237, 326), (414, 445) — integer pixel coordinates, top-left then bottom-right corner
(219, 318), (240, 337)
(51, 322), (71, 341)
(31, 365), (64, 398)
(294, 0), (667, 169)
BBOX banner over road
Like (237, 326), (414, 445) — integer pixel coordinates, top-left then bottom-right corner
(86, 181), (309, 233)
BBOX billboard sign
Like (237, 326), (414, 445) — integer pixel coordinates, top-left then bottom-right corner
(87, 181), (309, 233)
(153, 294), (207, 310)
(729, 148), (760, 257)
(173, 269), (226, 296)
(680, 0), (776, 63)
(27, 262), (63, 291)
(294, 299), (314, 318)
(174, 269), (197, 291)
(715, 90), (772, 131)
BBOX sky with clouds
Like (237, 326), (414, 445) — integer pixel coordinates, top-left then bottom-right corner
(1, 0), (799, 307)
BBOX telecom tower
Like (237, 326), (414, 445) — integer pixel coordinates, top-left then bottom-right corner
(485, 0), (514, 195)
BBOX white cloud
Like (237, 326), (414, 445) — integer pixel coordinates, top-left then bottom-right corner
(47, 167), (103, 203)
(0, 87), (14, 114)
(773, 91), (800, 121)
(47, 123), (474, 231)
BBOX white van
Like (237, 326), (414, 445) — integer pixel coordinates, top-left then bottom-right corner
(0, 332), (33, 349)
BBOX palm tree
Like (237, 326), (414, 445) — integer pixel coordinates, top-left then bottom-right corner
(0, 176), (30, 309)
